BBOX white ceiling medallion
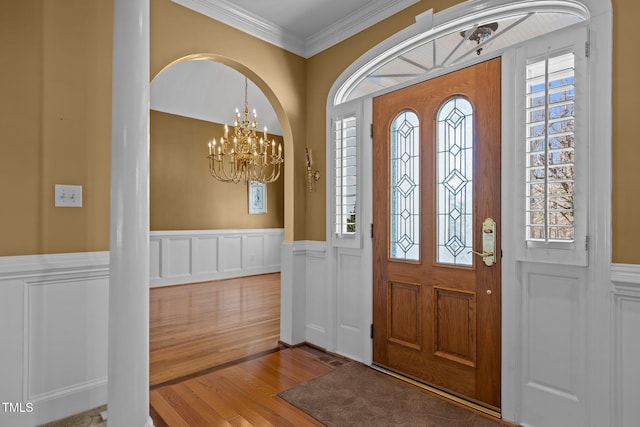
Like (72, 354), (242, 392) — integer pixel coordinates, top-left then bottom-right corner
(171, 0), (419, 58)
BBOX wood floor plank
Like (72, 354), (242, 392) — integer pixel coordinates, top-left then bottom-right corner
(149, 389), (192, 427)
(193, 375), (275, 427)
(182, 375), (243, 421)
(164, 383), (233, 426)
(208, 370), (313, 427)
(228, 416), (254, 427)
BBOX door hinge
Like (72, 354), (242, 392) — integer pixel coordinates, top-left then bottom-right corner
(585, 40), (590, 58)
(370, 323), (374, 339)
(585, 235), (590, 251)
(371, 223), (374, 238)
(370, 123), (373, 138)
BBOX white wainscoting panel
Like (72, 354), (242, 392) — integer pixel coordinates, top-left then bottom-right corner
(167, 237), (191, 279)
(150, 229), (284, 287)
(280, 241), (328, 348)
(305, 242), (328, 348)
(280, 241), (307, 345)
(150, 238), (162, 280)
(520, 262), (587, 427)
(221, 235), (243, 273)
(264, 233), (282, 266)
(26, 277), (108, 401)
(0, 252), (109, 427)
(336, 249), (366, 362)
(611, 263), (640, 427)
(196, 236), (219, 275)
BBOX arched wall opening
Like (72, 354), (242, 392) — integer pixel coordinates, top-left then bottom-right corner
(151, 54), (295, 241)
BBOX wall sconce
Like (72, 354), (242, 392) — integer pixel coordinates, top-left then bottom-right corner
(305, 147), (321, 192)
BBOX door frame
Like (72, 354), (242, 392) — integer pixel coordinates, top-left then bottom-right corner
(326, 1), (612, 425)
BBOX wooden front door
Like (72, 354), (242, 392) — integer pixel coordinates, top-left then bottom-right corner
(372, 58), (501, 410)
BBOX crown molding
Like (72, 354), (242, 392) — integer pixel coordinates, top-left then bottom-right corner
(172, 0), (419, 58)
(172, 0), (305, 56)
(304, 0), (419, 58)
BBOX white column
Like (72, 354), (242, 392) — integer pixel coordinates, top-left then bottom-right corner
(108, 0), (152, 426)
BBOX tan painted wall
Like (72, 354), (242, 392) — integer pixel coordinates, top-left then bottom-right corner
(0, 1), (43, 255)
(1, 0), (638, 263)
(612, 0), (640, 264)
(0, 0), (113, 256)
(150, 111), (284, 230)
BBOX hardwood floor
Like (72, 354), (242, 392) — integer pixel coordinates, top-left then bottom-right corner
(150, 273), (281, 386)
(150, 346), (339, 426)
(148, 273), (513, 427)
(149, 276), (341, 426)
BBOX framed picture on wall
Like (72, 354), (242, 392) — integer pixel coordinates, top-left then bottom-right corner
(248, 181), (267, 214)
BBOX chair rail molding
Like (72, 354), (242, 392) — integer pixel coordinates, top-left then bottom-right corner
(611, 263), (640, 288)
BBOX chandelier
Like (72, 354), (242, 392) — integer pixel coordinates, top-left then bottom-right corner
(207, 77), (283, 183)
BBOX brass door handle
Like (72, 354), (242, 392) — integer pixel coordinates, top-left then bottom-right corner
(469, 217), (496, 266)
(469, 250), (494, 258)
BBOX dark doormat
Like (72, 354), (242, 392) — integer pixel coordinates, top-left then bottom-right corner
(279, 363), (506, 427)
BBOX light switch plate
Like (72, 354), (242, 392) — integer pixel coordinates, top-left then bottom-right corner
(55, 184), (83, 207)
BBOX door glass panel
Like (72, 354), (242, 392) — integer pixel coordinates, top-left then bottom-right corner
(436, 98), (473, 266)
(390, 111), (420, 261)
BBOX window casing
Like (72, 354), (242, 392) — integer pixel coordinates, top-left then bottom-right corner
(516, 25), (588, 266)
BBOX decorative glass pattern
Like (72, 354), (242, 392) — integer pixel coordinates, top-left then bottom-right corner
(525, 52), (575, 242)
(390, 111), (420, 261)
(335, 115), (357, 235)
(436, 98), (473, 266)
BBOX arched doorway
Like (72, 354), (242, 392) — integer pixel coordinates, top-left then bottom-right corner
(325, 1), (612, 425)
(146, 56), (289, 383)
